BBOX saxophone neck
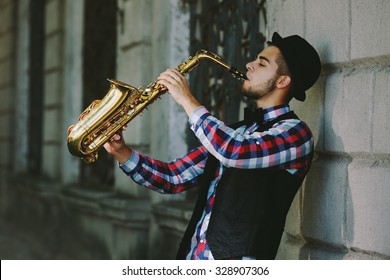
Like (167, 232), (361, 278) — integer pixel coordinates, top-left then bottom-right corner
(177, 49), (247, 80)
(195, 49), (230, 69)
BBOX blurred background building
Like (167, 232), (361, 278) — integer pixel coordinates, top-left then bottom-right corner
(0, 0), (389, 260)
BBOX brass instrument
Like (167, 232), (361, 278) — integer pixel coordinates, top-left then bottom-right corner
(67, 50), (247, 163)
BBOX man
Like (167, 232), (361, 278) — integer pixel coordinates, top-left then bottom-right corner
(104, 32), (321, 260)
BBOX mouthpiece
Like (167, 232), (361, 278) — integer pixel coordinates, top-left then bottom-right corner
(230, 66), (247, 80)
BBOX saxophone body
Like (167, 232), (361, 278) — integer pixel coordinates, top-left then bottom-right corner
(67, 50), (246, 163)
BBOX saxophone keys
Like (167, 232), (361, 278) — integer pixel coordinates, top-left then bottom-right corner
(83, 152), (98, 163)
(139, 87), (151, 100)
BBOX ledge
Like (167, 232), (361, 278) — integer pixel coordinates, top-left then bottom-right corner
(99, 196), (150, 223)
(61, 186), (115, 214)
(61, 186), (151, 225)
(152, 201), (194, 237)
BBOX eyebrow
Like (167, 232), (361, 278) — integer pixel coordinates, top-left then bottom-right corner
(258, 55), (270, 63)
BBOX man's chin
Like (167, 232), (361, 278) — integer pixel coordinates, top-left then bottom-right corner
(241, 84), (251, 97)
(241, 88), (259, 100)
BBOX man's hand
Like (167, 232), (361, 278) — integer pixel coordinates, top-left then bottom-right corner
(157, 68), (201, 116)
(103, 132), (132, 164)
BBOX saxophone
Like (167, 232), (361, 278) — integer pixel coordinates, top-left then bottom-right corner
(67, 50), (247, 163)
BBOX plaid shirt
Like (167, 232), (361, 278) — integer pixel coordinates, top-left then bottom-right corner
(120, 104), (314, 259)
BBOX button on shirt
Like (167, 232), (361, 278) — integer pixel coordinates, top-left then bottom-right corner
(119, 104), (314, 260)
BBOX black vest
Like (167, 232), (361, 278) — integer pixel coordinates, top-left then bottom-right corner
(176, 111), (308, 259)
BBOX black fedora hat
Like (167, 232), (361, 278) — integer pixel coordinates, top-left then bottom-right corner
(269, 32), (321, 101)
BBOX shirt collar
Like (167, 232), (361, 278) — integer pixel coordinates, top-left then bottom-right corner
(262, 104), (291, 122)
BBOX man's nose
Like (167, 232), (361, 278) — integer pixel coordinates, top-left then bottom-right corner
(246, 61), (254, 71)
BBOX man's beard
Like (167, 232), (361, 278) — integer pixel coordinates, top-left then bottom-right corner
(241, 76), (278, 100)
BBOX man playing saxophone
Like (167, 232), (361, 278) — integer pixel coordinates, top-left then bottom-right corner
(104, 32), (321, 260)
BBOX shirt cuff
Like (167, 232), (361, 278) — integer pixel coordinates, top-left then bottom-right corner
(189, 106), (210, 130)
(119, 149), (140, 174)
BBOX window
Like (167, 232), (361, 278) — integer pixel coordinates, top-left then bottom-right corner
(187, 0), (267, 149)
(80, 0), (118, 187)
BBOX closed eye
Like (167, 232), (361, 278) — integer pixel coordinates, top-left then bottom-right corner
(258, 55), (270, 65)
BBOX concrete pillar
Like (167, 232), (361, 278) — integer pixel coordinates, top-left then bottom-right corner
(14, 0), (31, 172)
(61, 0), (84, 184)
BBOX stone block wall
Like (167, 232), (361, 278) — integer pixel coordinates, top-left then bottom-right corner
(268, 0), (390, 260)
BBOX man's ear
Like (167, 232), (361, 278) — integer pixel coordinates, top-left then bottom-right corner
(276, 75), (291, 89)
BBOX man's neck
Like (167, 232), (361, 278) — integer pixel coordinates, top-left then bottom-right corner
(255, 90), (290, 109)
(256, 99), (288, 109)
(256, 88), (290, 109)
